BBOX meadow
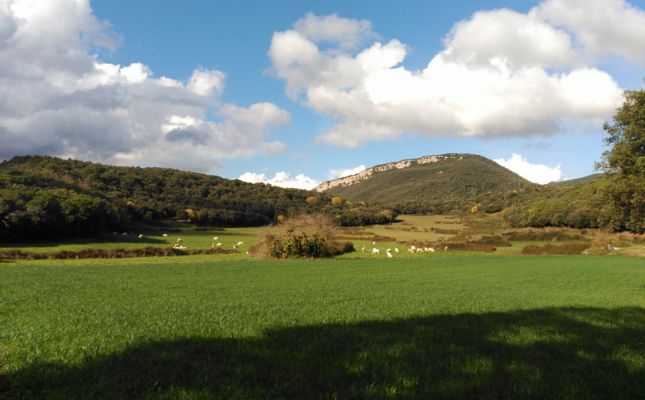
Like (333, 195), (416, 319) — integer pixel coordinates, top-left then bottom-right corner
(1, 216), (645, 399)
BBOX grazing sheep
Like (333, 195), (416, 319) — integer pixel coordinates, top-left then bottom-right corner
(361, 246), (366, 253)
(176, 238), (183, 243)
(371, 248), (380, 255)
(233, 241), (243, 249)
(172, 244), (186, 250)
(213, 236), (219, 241)
(121, 232), (128, 236)
(426, 247), (435, 253)
(138, 234), (144, 239)
(215, 242), (222, 247)
(394, 247), (399, 253)
(372, 241), (376, 246)
(416, 248), (424, 253)
(444, 246), (448, 252)
(162, 234), (168, 238)
(408, 245), (416, 254)
(386, 248), (393, 258)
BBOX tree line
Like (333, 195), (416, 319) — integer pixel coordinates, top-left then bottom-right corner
(0, 157), (396, 240)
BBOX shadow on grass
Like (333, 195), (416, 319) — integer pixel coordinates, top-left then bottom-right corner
(2, 307), (645, 399)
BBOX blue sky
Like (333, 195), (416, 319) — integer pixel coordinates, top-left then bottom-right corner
(1, 0), (644, 187)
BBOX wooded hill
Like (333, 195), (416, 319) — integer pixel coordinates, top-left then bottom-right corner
(484, 175), (609, 229)
(0, 156), (395, 240)
(316, 154), (535, 214)
(316, 153), (617, 230)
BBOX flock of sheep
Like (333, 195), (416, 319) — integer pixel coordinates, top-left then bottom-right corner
(361, 241), (448, 258)
(126, 233), (243, 251)
(120, 232), (447, 257)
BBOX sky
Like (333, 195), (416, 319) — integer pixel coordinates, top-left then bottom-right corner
(0, 0), (644, 188)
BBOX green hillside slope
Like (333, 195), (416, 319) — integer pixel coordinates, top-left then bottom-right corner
(318, 154), (534, 211)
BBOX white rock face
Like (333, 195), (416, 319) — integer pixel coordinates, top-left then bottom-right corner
(314, 154), (464, 192)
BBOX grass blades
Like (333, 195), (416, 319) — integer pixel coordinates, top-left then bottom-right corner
(1, 255), (645, 399)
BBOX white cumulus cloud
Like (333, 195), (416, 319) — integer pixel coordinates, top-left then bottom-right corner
(269, 3), (638, 147)
(494, 153), (563, 184)
(0, 0), (288, 173)
(328, 164), (366, 179)
(238, 171), (320, 190)
(534, 0), (645, 66)
(294, 12), (375, 49)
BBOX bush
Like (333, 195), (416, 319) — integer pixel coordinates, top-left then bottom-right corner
(0, 246), (238, 261)
(251, 214), (354, 258)
(503, 230), (584, 242)
(521, 241), (591, 255)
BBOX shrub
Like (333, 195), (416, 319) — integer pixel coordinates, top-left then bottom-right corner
(471, 235), (512, 247)
(521, 241), (591, 255)
(251, 214), (354, 258)
(0, 246), (238, 261)
(504, 229), (584, 242)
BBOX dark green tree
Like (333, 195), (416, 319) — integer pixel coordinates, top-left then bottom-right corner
(599, 88), (645, 233)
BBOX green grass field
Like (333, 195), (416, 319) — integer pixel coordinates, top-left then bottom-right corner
(2, 254), (645, 399)
(0, 226), (260, 254)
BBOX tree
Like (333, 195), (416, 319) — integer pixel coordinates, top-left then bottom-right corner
(599, 88), (645, 233)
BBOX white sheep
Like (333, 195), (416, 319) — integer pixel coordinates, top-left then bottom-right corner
(176, 238), (183, 243)
(215, 242), (222, 247)
(213, 236), (219, 241)
(386, 249), (393, 258)
(372, 241), (376, 246)
(371, 248), (380, 255)
(138, 234), (144, 239)
(416, 248), (424, 253)
(162, 234), (168, 238)
(426, 247), (435, 253)
(361, 246), (366, 253)
(408, 245), (416, 254)
(444, 246), (448, 252)
(394, 247), (399, 253)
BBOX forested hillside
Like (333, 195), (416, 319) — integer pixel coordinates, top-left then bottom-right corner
(0, 156), (395, 240)
(478, 176), (610, 229)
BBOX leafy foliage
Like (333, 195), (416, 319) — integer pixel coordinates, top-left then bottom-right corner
(0, 156), (394, 240)
(598, 89), (645, 233)
(252, 214), (354, 258)
(498, 178), (608, 229)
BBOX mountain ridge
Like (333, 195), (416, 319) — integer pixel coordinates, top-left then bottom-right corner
(315, 153), (534, 207)
(315, 153), (471, 192)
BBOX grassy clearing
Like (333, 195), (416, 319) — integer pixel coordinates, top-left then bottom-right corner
(0, 226), (260, 254)
(361, 215), (463, 242)
(1, 255), (645, 399)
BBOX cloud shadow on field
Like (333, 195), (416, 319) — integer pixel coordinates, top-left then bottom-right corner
(2, 307), (645, 399)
